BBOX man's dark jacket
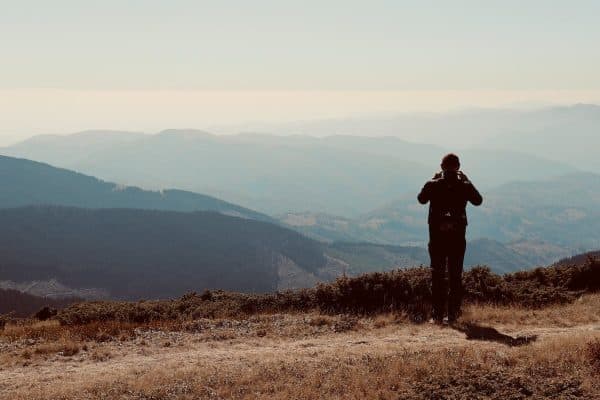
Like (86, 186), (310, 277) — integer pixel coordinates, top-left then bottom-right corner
(417, 171), (482, 227)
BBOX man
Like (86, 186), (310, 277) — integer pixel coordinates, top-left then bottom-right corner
(418, 153), (482, 324)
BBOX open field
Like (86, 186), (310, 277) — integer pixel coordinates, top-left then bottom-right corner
(1, 294), (600, 400)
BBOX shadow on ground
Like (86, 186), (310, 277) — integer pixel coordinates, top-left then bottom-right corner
(452, 323), (538, 347)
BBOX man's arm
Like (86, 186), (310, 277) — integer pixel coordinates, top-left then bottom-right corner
(467, 182), (483, 206)
(459, 171), (482, 206)
(418, 181), (433, 204)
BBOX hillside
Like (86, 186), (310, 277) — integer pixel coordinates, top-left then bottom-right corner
(2, 261), (600, 399)
(0, 206), (326, 299)
(1, 130), (578, 216)
(0, 288), (79, 317)
(324, 242), (428, 274)
(555, 250), (600, 266)
(284, 172), (600, 257)
(323, 239), (546, 274)
(0, 155), (272, 222)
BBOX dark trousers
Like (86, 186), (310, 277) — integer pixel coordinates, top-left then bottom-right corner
(428, 224), (466, 320)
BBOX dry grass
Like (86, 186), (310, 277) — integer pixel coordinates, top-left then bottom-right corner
(4, 329), (599, 400)
(32, 339), (80, 357)
(3, 294), (599, 348)
(587, 339), (600, 372)
(2, 260), (599, 399)
(462, 293), (600, 327)
(1, 319), (180, 343)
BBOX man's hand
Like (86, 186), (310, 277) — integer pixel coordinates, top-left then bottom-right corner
(433, 172), (443, 180)
(458, 171), (471, 183)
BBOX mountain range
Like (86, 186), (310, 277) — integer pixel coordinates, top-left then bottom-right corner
(0, 128), (579, 216)
(0, 155), (271, 222)
(0, 154), (568, 300)
(281, 171), (600, 256)
(231, 104), (600, 172)
(0, 206), (328, 299)
(2, 104), (599, 300)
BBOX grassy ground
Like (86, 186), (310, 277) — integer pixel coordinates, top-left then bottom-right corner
(1, 295), (599, 399)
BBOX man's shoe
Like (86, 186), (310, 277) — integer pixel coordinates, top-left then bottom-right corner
(428, 317), (444, 325)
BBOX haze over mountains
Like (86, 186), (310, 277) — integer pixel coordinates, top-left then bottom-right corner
(0, 153), (577, 301)
(233, 104), (600, 171)
(1, 104), (599, 299)
(2, 105), (590, 216)
(4, 130), (430, 216)
(0, 155), (271, 222)
(288, 172), (600, 249)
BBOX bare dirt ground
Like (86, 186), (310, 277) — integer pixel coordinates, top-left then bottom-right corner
(2, 297), (600, 399)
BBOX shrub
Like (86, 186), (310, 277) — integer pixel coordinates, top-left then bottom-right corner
(587, 339), (600, 372)
(34, 306), (58, 321)
(56, 258), (600, 325)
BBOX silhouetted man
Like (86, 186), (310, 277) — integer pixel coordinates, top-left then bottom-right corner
(418, 153), (482, 324)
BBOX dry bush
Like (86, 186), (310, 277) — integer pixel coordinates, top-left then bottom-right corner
(57, 289), (316, 326)
(333, 315), (359, 332)
(90, 349), (112, 362)
(33, 306), (58, 321)
(372, 314), (393, 328)
(587, 339), (600, 372)
(0, 312), (16, 331)
(307, 315), (334, 327)
(54, 258), (600, 327)
(33, 340), (79, 357)
(1, 320), (65, 342)
(312, 259), (600, 318)
(20, 349), (32, 360)
(0, 318), (182, 345)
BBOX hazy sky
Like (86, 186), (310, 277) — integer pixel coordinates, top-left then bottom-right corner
(1, 1), (600, 143)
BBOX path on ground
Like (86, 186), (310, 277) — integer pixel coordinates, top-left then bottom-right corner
(1, 321), (599, 398)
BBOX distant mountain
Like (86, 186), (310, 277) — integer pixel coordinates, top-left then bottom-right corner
(5, 130), (146, 166)
(468, 173), (600, 247)
(0, 205), (546, 301)
(323, 239), (544, 275)
(234, 104), (600, 172)
(325, 242), (428, 275)
(0, 206), (328, 299)
(236, 134), (578, 190)
(0, 155), (272, 222)
(480, 104), (600, 172)
(2, 130), (431, 216)
(0, 288), (79, 317)
(1, 130), (578, 216)
(463, 239), (535, 274)
(281, 172), (600, 260)
(554, 250), (600, 266)
(364, 172), (600, 249)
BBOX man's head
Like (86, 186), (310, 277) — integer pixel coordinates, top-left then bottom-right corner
(441, 153), (460, 172)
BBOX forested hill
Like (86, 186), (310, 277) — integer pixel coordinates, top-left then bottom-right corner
(555, 250), (600, 266)
(0, 206), (326, 299)
(0, 288), (79, 317)
(1, 129), (579, 216)
(0, 155), (272, 222)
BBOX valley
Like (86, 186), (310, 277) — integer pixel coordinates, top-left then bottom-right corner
(0, 119), (599, 300)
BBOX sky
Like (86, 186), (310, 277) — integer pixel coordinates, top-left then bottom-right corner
(1, 0), (600, 143)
